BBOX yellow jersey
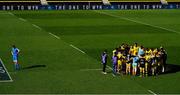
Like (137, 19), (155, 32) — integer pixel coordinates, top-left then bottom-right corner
(117, 53), (123, 59)
(153, 49), (158, 56)
(146, 49), (152, 55)
(112, 49), (116, 56)
(145, 55), (151, 61)
(129, 47), (134, 55)
(133, 46), (139, 55)
(121, 46), (125, 50)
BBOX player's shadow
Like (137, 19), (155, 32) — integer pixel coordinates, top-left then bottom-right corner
(22, 65), (46, 70)
(106, 64), (180, 75)
(163, 64), (180, 74)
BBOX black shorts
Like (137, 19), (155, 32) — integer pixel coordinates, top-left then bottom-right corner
(140, 64), (145, 68)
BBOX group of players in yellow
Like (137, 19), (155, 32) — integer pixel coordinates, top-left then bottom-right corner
(111, 43), (167, 77)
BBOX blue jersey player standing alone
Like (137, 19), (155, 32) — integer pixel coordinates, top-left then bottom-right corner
(11, 45), (20, 70)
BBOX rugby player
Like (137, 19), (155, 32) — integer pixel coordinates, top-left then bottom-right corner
(126, 54), (131, 75)
(139, 55), (146, 77)
(132, 55), (139, 76)
(159, 47), (167, 73)
(101, 50), (108, 74)
(11, 45), (20, 70)
(133, 43), (139, 56)
(112, 53), (118, 75)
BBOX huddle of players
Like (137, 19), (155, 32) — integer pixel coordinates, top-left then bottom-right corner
(112, 43), (167, 77)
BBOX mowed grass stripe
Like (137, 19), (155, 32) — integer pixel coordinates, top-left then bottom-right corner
(94, 10), (180, 34)
(5, 11), (102, 71)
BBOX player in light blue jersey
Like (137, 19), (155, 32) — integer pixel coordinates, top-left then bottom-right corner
(138, 46), (145, 57)
(11, 45), (20, 70)
(132, 55), (139, 76)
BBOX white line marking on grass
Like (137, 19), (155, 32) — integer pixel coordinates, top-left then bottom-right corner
(48, 29), (114, 76)
(18, 18), (27, 22)
(112, 73), (116, 77)
(95, 11), (180, 34)
(107, 65), (113, 70)
(32, 24), (42, 30)
(49, 32), (60, 39)
(107, 65), (119, 77)
(148, 90), (157, 95)
(8, 12), (14, 16)
(69, 44), (86, 54)
(0, 58), (13, 82)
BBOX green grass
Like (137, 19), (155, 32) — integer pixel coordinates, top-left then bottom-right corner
(0, 10), (180, 94)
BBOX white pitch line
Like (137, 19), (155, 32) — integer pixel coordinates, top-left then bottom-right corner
(106, 65), (116, 77)
(112, 73), (116, 77)
(107, 65), (113, 70)
(95, 11), (180, 35)
(148, 90), (157, 95)
(8, 12), (14, 16)
(70, 44), (86, 54)
(18, 18), (27, 22)
(47, 31), (114, 76)
(49, 32), (60, 39)
(32, 24), (42, 30)
(0, 58), (13, 82)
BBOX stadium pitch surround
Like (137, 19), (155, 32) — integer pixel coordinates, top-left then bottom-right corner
(0, 0), (180, 10)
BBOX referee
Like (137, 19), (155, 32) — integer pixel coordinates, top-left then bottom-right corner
(101, 50), (108, 74)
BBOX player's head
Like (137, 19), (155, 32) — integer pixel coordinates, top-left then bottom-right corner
(157, 48), (160, 52)
(146, 48), (149, 51)
(155, 48), (158, 51)
(121, 43), (125, 46)
(151, 48), (154, 51)
(115, 48), (118, 50)
(160, 46), (163, 50)
(12, 45), (16, 48)
(104, 49), (107, 53)
(134, 43), (138, 47)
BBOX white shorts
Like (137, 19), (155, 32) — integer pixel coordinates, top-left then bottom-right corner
(132, 63), (137, 67)
(13, 60), (17, 63)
